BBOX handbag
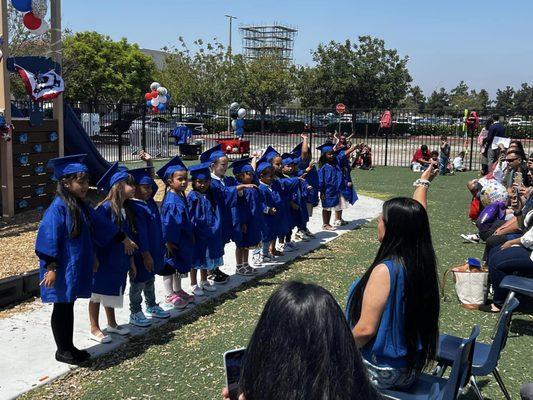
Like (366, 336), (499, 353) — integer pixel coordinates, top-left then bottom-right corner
(441, 259), (489, 310)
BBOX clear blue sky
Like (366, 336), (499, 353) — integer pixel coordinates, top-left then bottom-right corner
(62, 0), (533, 99)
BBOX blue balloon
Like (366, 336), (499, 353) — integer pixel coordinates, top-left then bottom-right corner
(236, 127), (244, 137)
(236, 119), (245, 128)
(11, 0), (32, 12)
(146, 100), (152, 107)
(158, 103), (166, 111)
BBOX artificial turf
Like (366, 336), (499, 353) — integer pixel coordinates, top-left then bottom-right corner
(21, 167), (533, 400)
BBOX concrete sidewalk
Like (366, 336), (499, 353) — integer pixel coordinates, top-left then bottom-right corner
(0, 195), (382, 400)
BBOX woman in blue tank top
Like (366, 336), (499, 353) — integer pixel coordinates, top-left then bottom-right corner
(347, 164), (440, 390)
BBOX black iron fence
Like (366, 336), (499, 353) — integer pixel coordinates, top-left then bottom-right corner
(13, 100), (533, 169)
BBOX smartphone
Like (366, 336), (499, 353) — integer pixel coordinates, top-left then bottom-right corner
(224, 348), (246, 400)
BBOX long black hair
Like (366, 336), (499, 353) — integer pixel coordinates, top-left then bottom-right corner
(57, 172), (91, 239)
(240, 281), (379, 400)
(348, 197), (440, 373)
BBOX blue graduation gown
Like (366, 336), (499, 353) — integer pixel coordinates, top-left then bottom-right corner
(160, 191), (194, 274)
(92, 201), (133, 296)
(235, 188), (265, 248)
(277, 176), (301, 234)
(295, 178), (310, 230)
(297, 160), (319, 206)
(337, 150), (358, 205)
(35, 197), (118, 303)
(318, 163), (344, 208)
(258, 181), (284, 242)
(188, 185), (236, 266)
(210, 176), (241, 244)
(130, 199), (165, 283)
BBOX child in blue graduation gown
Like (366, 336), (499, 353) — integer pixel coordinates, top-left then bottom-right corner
(187, 163), (255, 296)
(201, 144), (238, 284)
(35, 155), (120, 364)
(317, 143), (345, 231)
(253, 162), (285, 263)
(89, 163), (139, 343)
(157, 156), (195, 310)
(292, 135), (319, 239)
(128, 166), (170, 327)
(232, 158), (265, 275)
(334, 145), (359, 226)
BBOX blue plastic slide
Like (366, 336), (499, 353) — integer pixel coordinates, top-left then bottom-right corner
(63, 104), (110, 182)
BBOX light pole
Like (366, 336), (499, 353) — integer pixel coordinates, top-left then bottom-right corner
(225, 14), (237, 56)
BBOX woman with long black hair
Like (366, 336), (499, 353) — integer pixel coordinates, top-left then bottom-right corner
(347, 164), (440, 390)
(222, 281), (380, 400)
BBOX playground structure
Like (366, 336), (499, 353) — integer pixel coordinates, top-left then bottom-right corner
(239, 23), (297, 62)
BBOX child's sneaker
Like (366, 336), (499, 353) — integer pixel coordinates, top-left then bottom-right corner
(295, 230), (309, 241)
(276, 243), (286, 252)
(129, 311), (152, 327)
(191, 284), (205, 297)
(212, 269), (229, 284)
(262, 254), (275, 263)
(284, 242), (297, 251)
(332, 219), (342, 227)
(200, 280), (217, 292)
(236, 264), (255, 276)
(304, 229), (315, 238)
(146, 305), (170, 319)
(176, 290), (194, 304)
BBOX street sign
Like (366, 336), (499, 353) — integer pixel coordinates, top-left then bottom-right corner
(336, 103), (346, 114)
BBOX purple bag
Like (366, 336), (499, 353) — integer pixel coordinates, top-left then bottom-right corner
(476, 201), (506, 234)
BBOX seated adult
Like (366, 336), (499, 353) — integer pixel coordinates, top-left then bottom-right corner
(346, 165), (440, 389)
(484, 178), (533, 312)
(222, 281), (379, 400)
(411, 145), (431, 171)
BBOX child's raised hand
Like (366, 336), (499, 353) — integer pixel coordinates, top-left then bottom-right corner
(421, 163), (438, 182)
(122, 236), (138, 255)
(139, 150), (152, 162)
(300, 133), (308, 140)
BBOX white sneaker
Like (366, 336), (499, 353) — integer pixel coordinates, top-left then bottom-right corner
(200, 280), (217, 292)
(295, 230), (309, 241)
(332, 219), (342, 227)
(284, 242), (297, 251)
(191, 284), (205, 296)
(89, 331), (112, 343)
(461, 233), (480, 243)
(251, 254), (264, 266)
(262, 254), (275, 263)
(276, 243), (286, 252)
(105, 325), (130, 336)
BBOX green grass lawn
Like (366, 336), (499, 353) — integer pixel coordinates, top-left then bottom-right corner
(22, 167), (532, 400)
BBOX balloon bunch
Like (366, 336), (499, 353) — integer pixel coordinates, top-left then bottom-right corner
(12, 0), (49, 36)
(144, 82), (170, 113)
(230, 102), (246, 138)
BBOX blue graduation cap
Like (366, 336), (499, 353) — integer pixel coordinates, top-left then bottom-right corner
(317, 142), (335, 154)
(129, 167), (154, 185)
(97, 162), (131, 193)
(200, 144), (226, 164)
(156, 155), (187, 180)
(189, 162), (212, 180)
(281, 153), (295, 166)
(46, 154), (88, 180)
(129, 167), (158, 198)
(231, 158), (254, 174)
(258, 145), (280, 165)
(256, 161), (274, 175)
(291, 142), (303, 158)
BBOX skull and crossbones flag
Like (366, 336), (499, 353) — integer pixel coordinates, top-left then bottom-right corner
(15, 64), (65, 101)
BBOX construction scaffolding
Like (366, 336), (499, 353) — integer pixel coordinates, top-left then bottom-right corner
(240, 23), (297, 62)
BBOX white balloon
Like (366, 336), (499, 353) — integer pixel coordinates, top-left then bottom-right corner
(150, 82), (160, 91)
(31, 0), (48, 19)
(151, 97), (160, 107)
(157, 86), (168, 96)
(231, 120), (237, 129)
(237, 108), (246, 118)
(230, 102), (239, 110)
(157, 95), (167, 104)
(29, 19), (49, 36)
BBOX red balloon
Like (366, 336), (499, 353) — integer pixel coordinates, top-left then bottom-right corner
(145, 92), (152, 101)
(151, 90), (158, 99)
(152, 106), (159, 113)
(23, 12), (42, 31)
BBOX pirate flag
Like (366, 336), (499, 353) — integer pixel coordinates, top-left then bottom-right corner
(15, 64), (65, 101)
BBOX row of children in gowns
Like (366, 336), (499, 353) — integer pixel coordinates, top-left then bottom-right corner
(34, 139), (357, 364)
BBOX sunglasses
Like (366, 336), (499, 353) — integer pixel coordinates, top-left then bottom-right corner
(505, 158), (519, 162)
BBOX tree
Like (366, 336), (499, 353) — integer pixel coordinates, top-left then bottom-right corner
(299, 36), (411, 110)
(160, 38), (232, 112)
(62, 31), (156, 103)
(399, 85), (425, 112)
(513, 83), (533, 113)
(426, 88), (450, 115)
(476, 89), (491, 112)
(294, 65), (324, 108)
(495, 86), (515, 115)
(237, 53), (294, 133)
(449, 81), (471, 110)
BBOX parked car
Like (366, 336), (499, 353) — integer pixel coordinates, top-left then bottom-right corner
(508, 117), (523, 126)
(100, 110), (140, 135)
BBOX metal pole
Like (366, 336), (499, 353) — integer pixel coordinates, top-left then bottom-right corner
(225, 14), (237, 56)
